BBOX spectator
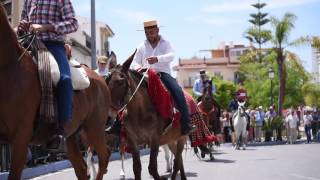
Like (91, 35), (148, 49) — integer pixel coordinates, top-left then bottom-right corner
(285, 110), (299, 144)
(255, 106), (264, 142)
(303, 111), (313, 143)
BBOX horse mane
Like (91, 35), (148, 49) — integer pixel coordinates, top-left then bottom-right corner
(127, 69), (148, 89)
(0, 4), (20, 65)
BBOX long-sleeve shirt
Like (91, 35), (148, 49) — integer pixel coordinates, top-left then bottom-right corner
(21, 0), (78, 42)
(192, 79), (216, 96)
(131, 36), (174, 75)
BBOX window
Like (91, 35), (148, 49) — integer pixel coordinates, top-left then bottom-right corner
(214, 72), (223, 79)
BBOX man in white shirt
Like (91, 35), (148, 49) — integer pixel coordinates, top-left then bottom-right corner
(95, 56), (109, 78)
(286, 110), (298, 144)
(193, 69), (216, 102)
(131, 19), (195, 135)
(303, 111), (313, 143)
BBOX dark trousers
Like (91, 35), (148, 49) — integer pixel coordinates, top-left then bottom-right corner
(44, 42), (73, 123)
(305, 125), (312, 143)
(160, 72), (190, 132)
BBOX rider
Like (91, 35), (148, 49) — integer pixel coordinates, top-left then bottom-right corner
(18, 0), (78, 137)
(131, 19), (196, 135)
(193, 69), (216, 102)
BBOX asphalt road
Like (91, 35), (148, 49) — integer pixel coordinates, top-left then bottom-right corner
(30, 141), (320, 180)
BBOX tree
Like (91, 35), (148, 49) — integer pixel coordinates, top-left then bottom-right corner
(245, 0), (271, 62)
(270, 12), (297, 116)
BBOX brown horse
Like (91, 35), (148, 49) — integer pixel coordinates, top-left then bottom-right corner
(106, 52), (187, 180)
(0, 5), (111, 180)
(199, 79), (221, 135)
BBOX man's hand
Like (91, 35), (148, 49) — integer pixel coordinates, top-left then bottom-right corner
(146, 56), (158, 64)
(17, 20), (31, 33)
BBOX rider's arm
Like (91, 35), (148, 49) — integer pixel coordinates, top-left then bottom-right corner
(193, 80), (202, 96)
(50, 0), (78, 34)
(156, 41), (174, 63)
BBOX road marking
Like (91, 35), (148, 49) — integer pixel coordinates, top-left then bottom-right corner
(290, 173), (320, 180)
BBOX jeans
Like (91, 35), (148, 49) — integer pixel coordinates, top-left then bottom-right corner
(44, 41), (73, 124)
(159, 72), (190, 133)
(305, 125), (312, 143)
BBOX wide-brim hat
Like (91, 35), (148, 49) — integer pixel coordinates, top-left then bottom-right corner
(144, 19), (158, 28)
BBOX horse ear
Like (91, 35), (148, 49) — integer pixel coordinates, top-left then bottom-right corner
(122, 49), (137, 73)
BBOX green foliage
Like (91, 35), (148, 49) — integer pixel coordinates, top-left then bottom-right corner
(263, 117), (283, 131)
(211, 76), (237, 110)
(302, 83), (320, 107)
(239, 48), (308, 110)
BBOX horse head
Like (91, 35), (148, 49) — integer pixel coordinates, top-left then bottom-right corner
(237, 101), (246, 117)
(106, 50), (136, 116)
(202, 79), (213, 102)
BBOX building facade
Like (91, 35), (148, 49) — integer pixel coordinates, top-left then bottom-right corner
(174, 42), (250, 88)
(311, 47), (320, 83)
(1, 0), (115, 68)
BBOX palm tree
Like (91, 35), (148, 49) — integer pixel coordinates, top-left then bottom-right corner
(270, 12), (297, 116)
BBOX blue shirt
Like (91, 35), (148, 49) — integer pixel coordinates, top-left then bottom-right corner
(193, 79), (216, 97)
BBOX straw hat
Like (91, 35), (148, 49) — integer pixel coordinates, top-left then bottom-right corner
(143, 19), (158, 28)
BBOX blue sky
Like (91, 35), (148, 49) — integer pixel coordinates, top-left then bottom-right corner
(72, 0), (320, 72)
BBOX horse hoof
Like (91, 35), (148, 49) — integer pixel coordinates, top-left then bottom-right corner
(210, 153), (215, 160)
(201, 152), (206, 158)
(120, 174), (125, 180)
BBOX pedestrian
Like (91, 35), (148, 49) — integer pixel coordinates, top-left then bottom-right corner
(285, 110), (299, 144)
(303, 110), (313, 143)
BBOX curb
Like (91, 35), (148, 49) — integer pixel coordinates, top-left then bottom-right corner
(0, 148), (150, 180)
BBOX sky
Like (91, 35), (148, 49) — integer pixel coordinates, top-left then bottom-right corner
(72, 0), (320, 72)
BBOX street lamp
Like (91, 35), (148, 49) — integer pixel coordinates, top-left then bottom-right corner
(268, 67), (275, 107)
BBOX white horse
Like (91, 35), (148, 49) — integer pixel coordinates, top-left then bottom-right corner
(232, 101), (248, 150)
(86, 145), (173, 180)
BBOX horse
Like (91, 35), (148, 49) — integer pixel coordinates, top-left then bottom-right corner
(232, 101), (248, 150)
(106, 52), (187, 180)
(196, 79), (221, 159)
(0, 5), (111, 180)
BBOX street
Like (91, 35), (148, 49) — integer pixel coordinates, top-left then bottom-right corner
(31, 141), (320, 180)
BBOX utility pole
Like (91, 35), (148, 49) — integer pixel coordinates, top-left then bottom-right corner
(91, 0), (97, 69)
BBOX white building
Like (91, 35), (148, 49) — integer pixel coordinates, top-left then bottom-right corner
(311, 47), (320, 83)
(66, 16), (114, 68)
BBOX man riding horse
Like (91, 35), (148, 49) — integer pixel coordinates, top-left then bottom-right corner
(17, 0), (78, 137)
(193, 69), (216, 102)
(107, 19), (196, 136)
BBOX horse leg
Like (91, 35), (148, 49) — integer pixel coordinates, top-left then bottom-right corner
(131, 146), (142, 180)
(163, 145), (172, 173)
(65, 135), (88, 180)
(86, 147), (97, 180)
(148, 142), (162, 180)
(119, 147), (126, 179)
(170, 138), (186, 180)
(85, 128), (110, 180)
(8, 140), (29, 180)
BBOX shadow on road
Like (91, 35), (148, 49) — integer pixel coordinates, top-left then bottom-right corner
(204, 158), (236, 163)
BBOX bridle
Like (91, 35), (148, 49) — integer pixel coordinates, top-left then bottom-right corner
(110, 66), (151, 114)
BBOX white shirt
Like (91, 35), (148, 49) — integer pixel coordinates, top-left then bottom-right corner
(303, 114), (312, 126)
(286, 114), (298, 128)
(94, 68), (108, 77)
(131, 36), (175, 75)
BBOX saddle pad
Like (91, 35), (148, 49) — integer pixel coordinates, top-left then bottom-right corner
(50, 58), (90, 90)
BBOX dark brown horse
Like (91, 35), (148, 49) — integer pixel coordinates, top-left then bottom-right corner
(0, 5), (111, 180)
(199, 79), (221, 135)
(106, 52), (187, 180)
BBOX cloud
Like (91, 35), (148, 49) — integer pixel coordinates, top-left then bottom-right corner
(203, 0), (320, 13)
(111, 9), (153, 23)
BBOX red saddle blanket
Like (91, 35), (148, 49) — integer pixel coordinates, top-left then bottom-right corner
(147, 69), (217, 147)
